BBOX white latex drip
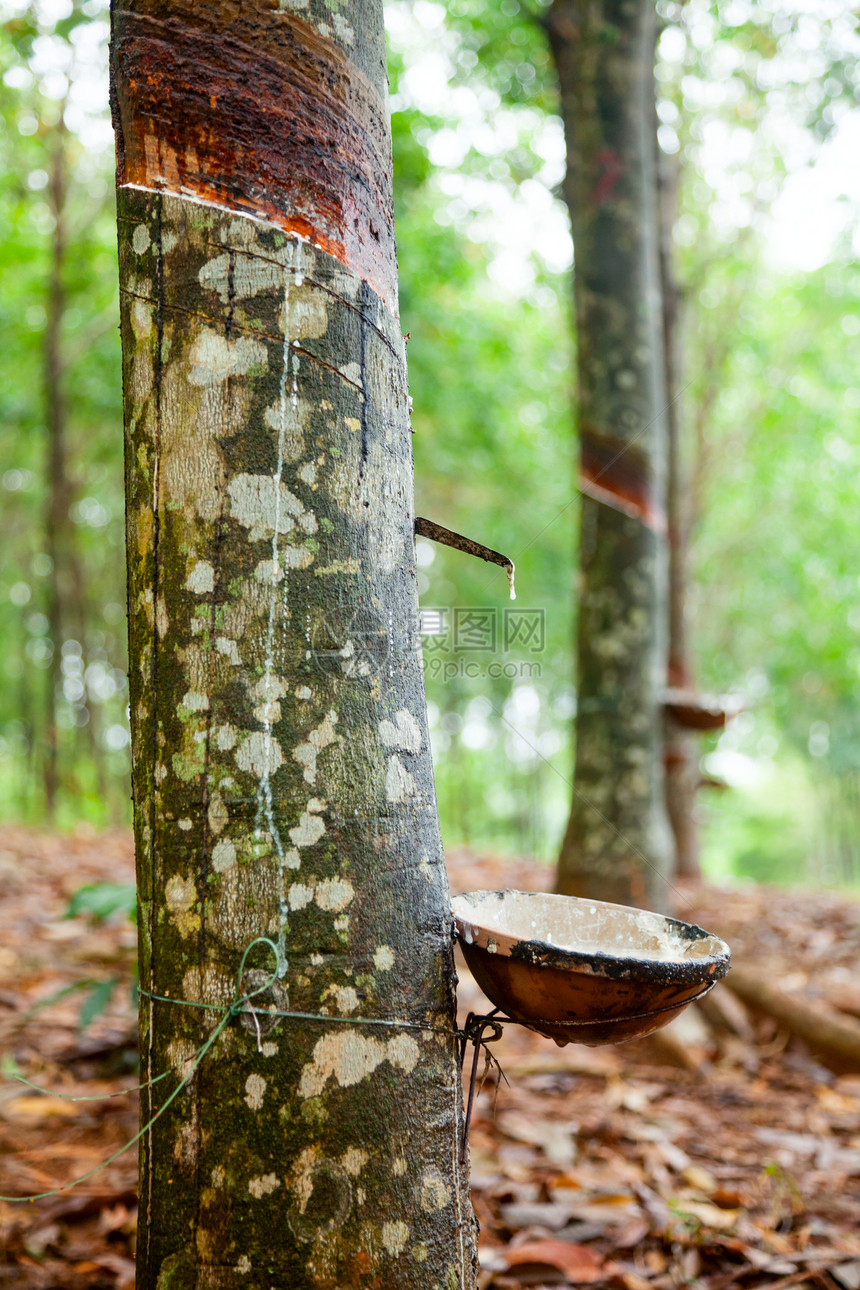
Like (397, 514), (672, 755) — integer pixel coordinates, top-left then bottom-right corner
(453, 891), (723, 964)
(254, 249), (297, 978)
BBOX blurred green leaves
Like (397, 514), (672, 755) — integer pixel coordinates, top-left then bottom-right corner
(0, 0), (127, 825)
(65, 881), (136, 924)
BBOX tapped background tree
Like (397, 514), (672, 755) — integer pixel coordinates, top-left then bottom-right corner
(548, 0), (673, 909)
(112, 2), (477, 1286)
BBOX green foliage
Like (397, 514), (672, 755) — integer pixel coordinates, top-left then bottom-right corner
(698, 757), (814, 887)
(38, 876), (138, 1030)
(687, 263), (860, 885)
(77, 974), (121, 1029)
(0, 0), (128, 825)
(26, 972), (124, 1030)
(435, 0), (556, 112)
(394, 147), (576, 858)
(65, 880), (136, 923)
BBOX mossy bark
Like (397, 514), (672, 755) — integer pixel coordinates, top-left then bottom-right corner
(112, 4), (476, 1287)
(548, 0), (674, 909)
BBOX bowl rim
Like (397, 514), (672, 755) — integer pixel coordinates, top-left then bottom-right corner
(452, 888), (731, 987)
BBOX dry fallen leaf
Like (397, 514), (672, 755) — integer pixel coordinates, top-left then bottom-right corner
(682, 1164), (718, 1193)
(753, 1226), (797, 1255)
(606, 1077), (651, 1113)
(549, 1194), (643, 1226)
(503, 1238), (611, 1283)
(816, 1086), (859, 1114)
(676, 1199), (740, 1231)
(612, 1216), (651, 1249)
(495, 1111), (578, 1167)
(710, 1186), (745, 1208)
(644, 1249), (668, 1274)
(497, 1201), (575, 1232)
(619, 1273), (653, 1290)
(832, 1259), (860, 1290)
(2, 1096), (83, 1122)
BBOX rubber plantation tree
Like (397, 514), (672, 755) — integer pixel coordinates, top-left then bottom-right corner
(658, 148), (701, 881)
(111, 3), (477, 1286)
(547, 0), (674, 909)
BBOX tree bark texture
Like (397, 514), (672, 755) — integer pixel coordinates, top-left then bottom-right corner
(548, 0), (673, 909)
(112, 4), (476, 1288)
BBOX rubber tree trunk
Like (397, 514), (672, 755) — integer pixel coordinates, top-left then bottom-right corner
(659, 149), (701, 880)
(111, 4), (477, 1286)
(548, 0), (674, 909)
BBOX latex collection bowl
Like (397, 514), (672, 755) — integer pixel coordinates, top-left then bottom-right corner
(452, 889), (731, 1047)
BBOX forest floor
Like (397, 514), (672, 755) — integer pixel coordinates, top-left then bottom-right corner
(1, 828), (860, 1290)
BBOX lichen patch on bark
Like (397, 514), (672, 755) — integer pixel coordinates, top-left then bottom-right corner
(315, 877), (354, 912)
(385, 755), (417, 803)
(293, 710), (338, 784)
(185, 559), (215, 593)
(373, 945), (395, 971)
(297, 1030), (420, 1098)
(186, 330), (267, 387)
(381, 1220), (410, 1256)
(244, 1074), (267, 1110)
(379, 708), (422, 752)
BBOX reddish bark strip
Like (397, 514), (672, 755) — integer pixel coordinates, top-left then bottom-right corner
(111, 9), (398, 313)
(589, 149), (624, 207)
(579, 430), (666, 534)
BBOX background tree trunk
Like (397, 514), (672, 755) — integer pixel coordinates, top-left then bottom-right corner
(658, 148), (701, 880)
(112, 3), (476, 1286)
(548, 0), (674, 909)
